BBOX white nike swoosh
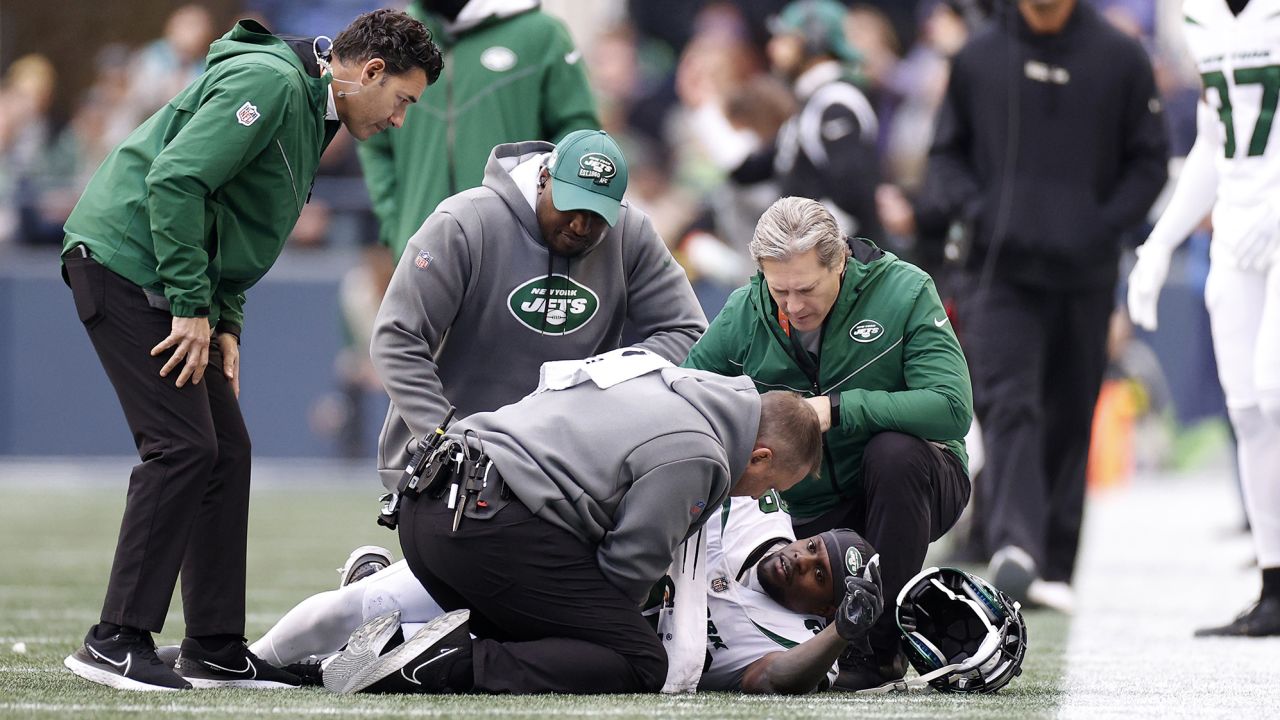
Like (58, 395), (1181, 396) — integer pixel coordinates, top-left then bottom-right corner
(934, 316), (949, 327)
(205, 657), (257, 679)
(564, 49), (582, 64)
(401, 647), (458, 685)
(88, 646), (132, 676)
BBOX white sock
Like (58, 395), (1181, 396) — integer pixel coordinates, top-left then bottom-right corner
(1229, 406), (1280, 568)
(249, 584), (366, 666)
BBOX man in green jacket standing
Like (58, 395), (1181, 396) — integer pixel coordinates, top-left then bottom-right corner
(60, 11), (442, 692)
(357, 0), (599, 259)
(683, 196), (973, 691)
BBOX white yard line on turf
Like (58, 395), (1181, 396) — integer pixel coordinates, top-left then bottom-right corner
(1060, 469), (1279, 719)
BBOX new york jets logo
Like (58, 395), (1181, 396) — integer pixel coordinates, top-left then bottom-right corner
(844, 546), (863, 576)
(850, 319), (883, 343)
(578, 153), (616, 186)
(507, 274), (600, 335)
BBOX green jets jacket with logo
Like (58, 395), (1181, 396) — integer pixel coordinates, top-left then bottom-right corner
(62, 20), (334, 331)
(683, 239), (972, 519)
(358, 0), (599, 259)
(371, 140), (706, 492)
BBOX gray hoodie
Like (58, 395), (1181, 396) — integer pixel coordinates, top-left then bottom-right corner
(452, 367), (761, 603)
(372, 141), (707, 490)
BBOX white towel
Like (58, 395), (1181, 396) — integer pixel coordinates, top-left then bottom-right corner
(532, 347), (672, 395)
(658, 528), (708, 693)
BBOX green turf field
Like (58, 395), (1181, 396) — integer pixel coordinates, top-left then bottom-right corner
(0, 474), (1069, 719)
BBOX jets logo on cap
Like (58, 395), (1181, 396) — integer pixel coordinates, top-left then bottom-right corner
(850, 319), (883, 343)
(578, 153), (616, 186)
(844, 546), (863, 576)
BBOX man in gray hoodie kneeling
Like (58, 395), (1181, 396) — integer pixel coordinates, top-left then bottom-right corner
(322, 351), (823, 695)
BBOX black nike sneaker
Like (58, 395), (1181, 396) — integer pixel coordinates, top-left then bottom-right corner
(64, 625), (191, 691)
(324, 609), (471, 694)
(173, 639), (302, 689)
(1194, 597), (1280, 637)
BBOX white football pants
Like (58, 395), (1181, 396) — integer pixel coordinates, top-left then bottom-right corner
(1205, 254), (1280, 568)
(249, 559), (444, 665)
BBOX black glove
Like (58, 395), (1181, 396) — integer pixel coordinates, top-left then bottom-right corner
(835, 560), (884, 642)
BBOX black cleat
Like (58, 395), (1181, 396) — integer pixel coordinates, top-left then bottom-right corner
(173, 639), (301, 689)
(832, 644), (906, 692)
(324, 609), (471, 694)
(64, 625), (191, 691)
(155, 644), (180, 669)
(282, 655), (326, 687)
(1194, 597), (1280, 638)
(337, 546), (393, 588)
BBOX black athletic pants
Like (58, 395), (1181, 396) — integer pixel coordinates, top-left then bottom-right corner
(959, 277), (1113, 583)
(792, 432), (970, 657)
(398, 491), (668, 694)
(65, 254), (250, 637)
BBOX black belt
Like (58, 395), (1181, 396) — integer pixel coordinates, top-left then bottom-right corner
(60, 244), (171, 311)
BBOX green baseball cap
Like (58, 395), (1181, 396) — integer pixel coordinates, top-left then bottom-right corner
(547, 129), (629, 226)
(770, 0), (861, 65)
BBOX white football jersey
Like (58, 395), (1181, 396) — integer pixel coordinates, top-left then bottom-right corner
(698, 494), (838, 691)
(1183, 0), (1280, 210)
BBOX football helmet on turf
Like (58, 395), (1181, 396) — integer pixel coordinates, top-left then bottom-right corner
(895, 566), (1028, 694)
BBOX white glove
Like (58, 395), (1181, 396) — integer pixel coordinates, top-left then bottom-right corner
(1231, 202), (1280, 271)
(1127, 243), (1173, 331)
(682, 231), (754, 287)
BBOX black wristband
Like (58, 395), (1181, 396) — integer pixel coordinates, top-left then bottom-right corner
(828, 393), (841, 428)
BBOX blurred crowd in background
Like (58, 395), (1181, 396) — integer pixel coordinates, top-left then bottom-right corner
(0, 0), (1230, 482)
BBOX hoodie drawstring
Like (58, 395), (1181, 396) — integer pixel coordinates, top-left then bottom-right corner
(539, 251), (554, 335)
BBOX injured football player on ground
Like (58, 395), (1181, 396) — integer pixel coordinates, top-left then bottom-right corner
(239, 494), (884, 695)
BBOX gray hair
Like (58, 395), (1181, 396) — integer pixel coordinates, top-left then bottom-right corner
(749, 197), (848, 269)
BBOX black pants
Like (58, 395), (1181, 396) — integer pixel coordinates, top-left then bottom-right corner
(65, 254), (250, 636)
(793, 432), (969, 656)
(959, 277), (1112, 583)
(398, 491), (667, 694)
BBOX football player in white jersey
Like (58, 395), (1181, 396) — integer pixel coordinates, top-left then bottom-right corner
(248, 493), (884, 694)
(1127, 0), (1280, 636)
(699, 494), (881, 693)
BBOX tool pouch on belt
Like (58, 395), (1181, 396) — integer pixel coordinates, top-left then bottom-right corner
(461, 459), (511, 521)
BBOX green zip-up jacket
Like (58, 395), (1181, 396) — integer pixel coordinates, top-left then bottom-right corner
(357, 0), (598, 258)
(683, 239), (972, 518)
(63, 20), (334, 331)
